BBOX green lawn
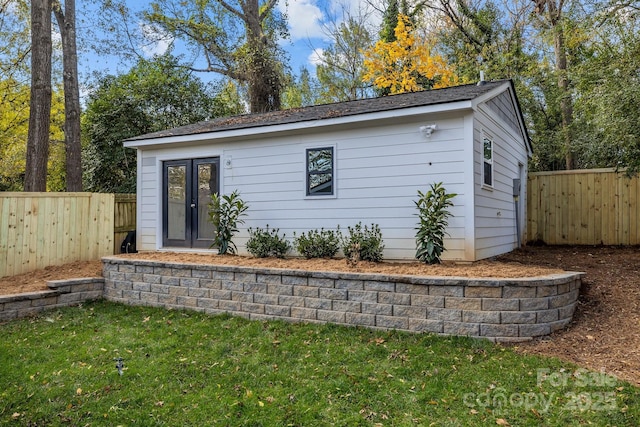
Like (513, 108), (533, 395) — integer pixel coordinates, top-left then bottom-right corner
(1, 301), (637, 426)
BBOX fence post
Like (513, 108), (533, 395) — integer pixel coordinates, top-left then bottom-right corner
(113, 194), (137, 254)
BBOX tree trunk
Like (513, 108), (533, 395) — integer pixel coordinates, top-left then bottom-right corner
(240, 0), (281, 113)
(24, 0), (52, 192)
(534, 0), (574, 169)
(554, 24), (574, 170)
(54, 0), (83, 191)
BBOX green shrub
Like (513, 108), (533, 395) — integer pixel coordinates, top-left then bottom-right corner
(341, 222), (384, 262)
(246, 226), (291, 258)
(293, 228), (342, 259)
(415, 182), (456, 264)
(208, 190), (249, 255)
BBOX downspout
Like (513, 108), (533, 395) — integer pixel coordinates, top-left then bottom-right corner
(513, 178), (522, 248)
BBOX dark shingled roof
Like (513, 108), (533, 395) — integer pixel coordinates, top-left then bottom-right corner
(126, 80), (510, 142)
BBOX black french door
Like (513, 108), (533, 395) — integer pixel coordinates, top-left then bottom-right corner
(162, 157), (219, 248)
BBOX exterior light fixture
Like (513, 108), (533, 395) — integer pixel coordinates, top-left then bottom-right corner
(419, 124), (437, 137)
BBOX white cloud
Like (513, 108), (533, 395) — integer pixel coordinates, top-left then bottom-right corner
(139, 23), (172, 57)
(325, 0), (383, 28)
(279, 0), (325, 41)
(308, 48), (325, 66)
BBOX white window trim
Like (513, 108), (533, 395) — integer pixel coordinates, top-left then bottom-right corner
(482, 132), (494, 189)
(304, 144), (337, 199)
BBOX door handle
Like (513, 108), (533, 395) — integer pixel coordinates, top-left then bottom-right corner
(190, 203), (196, 208)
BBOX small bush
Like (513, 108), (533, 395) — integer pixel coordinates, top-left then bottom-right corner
(341, 222), (384, 263)
(294, 228), (342, 259)
(246, 226), (290, 258)
(208, 190), (249, 255)
(415, 182), (456, 264)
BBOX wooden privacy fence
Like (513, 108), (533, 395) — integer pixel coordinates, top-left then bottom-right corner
(114, 193), (136, 250)
(0, 193), (136, 279)
(527, 168), (640, 245)
(2, 168), (638, 279)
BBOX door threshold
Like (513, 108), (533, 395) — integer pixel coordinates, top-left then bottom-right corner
(158, 247), (217, 254)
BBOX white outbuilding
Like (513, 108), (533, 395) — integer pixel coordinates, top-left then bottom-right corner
(124, 79), (532, 261)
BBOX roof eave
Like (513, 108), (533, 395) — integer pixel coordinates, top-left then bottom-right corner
(123, 100), (474, 149)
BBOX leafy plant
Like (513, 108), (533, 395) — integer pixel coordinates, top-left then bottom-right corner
(208, 190), (249, 255)
(246, 226), (290, 258)
(293, 228), (342, 259)
(415, 182), (456, 264)
(341, 222), (384, 263)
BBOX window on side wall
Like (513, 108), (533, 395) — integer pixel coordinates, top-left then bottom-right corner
(482, 136), (493, 187)
(306, 147), (334, 196)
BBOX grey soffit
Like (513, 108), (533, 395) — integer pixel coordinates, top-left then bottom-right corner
(126, 80), (508, 142)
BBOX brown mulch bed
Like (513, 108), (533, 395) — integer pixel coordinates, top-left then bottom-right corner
(0, 246), (638, 386)
(496, 246), (640, 387)
(0, 260), (104, 295)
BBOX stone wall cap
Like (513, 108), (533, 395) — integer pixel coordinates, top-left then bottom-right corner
(103, 257), (584, 283)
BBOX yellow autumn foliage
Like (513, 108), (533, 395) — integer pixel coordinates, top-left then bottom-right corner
(0, 79), (66, 190)
(363, 14), (458, 94)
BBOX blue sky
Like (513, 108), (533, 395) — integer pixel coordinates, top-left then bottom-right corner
(77, 0), (382, 86)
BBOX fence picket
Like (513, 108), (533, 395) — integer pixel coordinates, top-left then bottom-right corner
(527, 169), (639, 245)
(0, 193), (125, 278)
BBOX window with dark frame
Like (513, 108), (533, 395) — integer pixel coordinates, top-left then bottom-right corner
(306, 147), (334, 196)
(483, 136), (493, 187)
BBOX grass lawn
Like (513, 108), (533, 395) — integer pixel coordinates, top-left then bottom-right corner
(1, 301), (638, 426)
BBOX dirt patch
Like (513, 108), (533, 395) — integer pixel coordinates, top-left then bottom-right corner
(0, 261), (103, 295)
(1, 246), (638, 386)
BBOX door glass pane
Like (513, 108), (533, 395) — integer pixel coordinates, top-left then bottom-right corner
(197, 162), (218, 240)
(167, 165), (186, 240)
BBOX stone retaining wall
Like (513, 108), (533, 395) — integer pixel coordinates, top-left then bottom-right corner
(102, 257), (583, 342)
(0, 278), (104, 322)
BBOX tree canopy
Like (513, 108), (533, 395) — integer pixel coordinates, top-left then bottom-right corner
(363, 14), (459, 94)
(82, 55), (244, 193)
(0, 79), (66, 191)
(142, 0), (288, 113)
(315, 15), (375, 102)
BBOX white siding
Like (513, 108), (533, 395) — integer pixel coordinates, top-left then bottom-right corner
(137, 113), (469, 260)
(472, 94), (529, 260)
(133, 83), (529, 262)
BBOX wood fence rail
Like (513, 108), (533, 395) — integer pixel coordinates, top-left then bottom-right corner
(527, 168), (640, 245)
(0, 193), (137, 279)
